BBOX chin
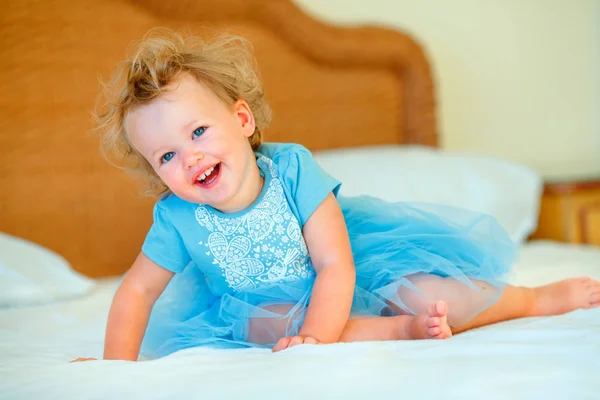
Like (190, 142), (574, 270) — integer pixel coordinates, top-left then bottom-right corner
(178, 191), (228, 208)
(167, 187), (201, 204)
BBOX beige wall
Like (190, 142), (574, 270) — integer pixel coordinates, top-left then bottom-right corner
(293, 0), (599, 180)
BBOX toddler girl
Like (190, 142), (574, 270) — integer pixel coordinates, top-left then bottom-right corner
(74, 29), (599, 361)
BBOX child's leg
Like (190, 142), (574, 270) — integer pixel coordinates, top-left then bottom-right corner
(339, 301), (452, 342)
(247, 277), (600, 345)
(453, 277), (600, 333)
(394, 274), (600, 333)
(247, 302), (452, 345)
(450, 285), (534, 333)
(393, 273), (500, 326)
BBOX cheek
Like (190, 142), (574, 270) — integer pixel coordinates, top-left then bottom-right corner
(207, 139), (231, 161)
(158, 165), (182, 186)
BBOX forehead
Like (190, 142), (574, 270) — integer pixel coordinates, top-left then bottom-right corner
(124, 74), (224, 133)
(163, 73), (216, 102)
(141, 74), (218, 114)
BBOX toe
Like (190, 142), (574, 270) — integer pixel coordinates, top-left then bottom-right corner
(427, 317), (440, 328)
(288, 336), (304, 348)
(272, 337), (292, 352)
(303, 337), (318, 345)
(436, 301), (448, 317)
(438, 331), (452, 339)
(427, 326), (441, 337)
(429, 301), (448, 318)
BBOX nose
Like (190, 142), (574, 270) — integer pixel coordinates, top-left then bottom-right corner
(184, 151), (205, 170)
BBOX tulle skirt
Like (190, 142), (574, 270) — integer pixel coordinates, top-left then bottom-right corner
(140, 196), (516, 359)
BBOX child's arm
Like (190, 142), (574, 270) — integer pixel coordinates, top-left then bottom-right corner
(276, 193), (356, 350)
(103, 252), (174, 361)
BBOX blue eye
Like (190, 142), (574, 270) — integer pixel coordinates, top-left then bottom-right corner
(192, 126), (206, 139)
(161, 152), (175, 164)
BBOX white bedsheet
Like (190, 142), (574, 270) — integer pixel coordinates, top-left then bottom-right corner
(1, 241), (599, 400)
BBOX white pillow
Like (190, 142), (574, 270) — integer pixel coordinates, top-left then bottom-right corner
(314, 145), (543, 244)
(0, 232), (95, 307)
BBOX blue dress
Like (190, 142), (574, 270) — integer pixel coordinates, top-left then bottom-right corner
(140, 143), (516, 358)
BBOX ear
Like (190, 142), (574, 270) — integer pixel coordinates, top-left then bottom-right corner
(233, 99), (256, 138)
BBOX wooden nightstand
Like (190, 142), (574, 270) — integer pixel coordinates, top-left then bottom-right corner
(530, 177), (600, 245)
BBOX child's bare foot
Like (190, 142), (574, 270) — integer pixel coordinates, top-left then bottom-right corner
(404, 301), (452, 340)
(533, 278), (600, 316)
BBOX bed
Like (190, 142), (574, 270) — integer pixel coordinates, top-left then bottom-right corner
(1, 0), (598, 398)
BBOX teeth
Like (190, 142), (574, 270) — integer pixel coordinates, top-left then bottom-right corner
(197, 166), (215, 182)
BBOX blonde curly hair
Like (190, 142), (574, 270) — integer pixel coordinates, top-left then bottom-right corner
(95, 28), (272, 196)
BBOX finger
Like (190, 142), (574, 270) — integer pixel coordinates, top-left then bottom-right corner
(272, 337), (292, 353)
(70, 357), (97, 363)
(303, 337), (318, 345)
(287, 336), (304, 348)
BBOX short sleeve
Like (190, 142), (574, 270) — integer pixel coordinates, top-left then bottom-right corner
(142, 200), (191, 273)
(266, 143), (341, 226)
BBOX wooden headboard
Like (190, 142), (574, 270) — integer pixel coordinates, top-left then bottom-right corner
(0, 0), (437, 277)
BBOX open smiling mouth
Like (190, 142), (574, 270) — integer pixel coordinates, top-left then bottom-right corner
(196, 163), (221, 187)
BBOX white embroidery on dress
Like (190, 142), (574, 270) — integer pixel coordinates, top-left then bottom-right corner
(208, 232), (265, 291)
(195, 156), (313, 291)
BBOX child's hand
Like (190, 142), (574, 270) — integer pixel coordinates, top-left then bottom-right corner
(70, 357), (98, 363)
(272, 335), (320, 352)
